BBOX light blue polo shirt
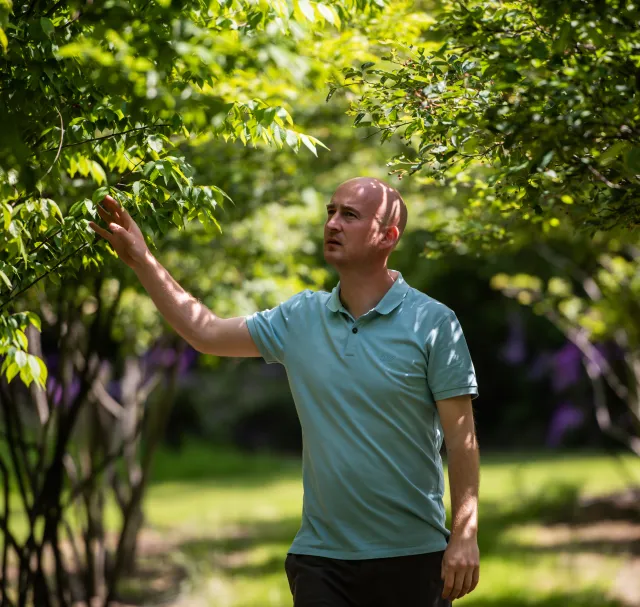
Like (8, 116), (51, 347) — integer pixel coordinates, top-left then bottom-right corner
(245, 271), (478, 559)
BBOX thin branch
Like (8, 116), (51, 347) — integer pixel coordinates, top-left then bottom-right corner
(583, 357), (640, 457)
(0, 455), (13, 603)
(0, 241), (89, 311)
(40, 124), (171, 153)
(41, 107), (65, 180)
(544, 309), (630, 404)
(44, 0), (66, 17)
(574, 155), (626, 190)
(63, 416), (145, 510)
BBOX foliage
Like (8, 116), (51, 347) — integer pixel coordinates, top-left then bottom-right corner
(0, 1), (444, 603)
(491, 236), (640, 455)
(335, 0), (640, 254)
(1, 0), (398, 387)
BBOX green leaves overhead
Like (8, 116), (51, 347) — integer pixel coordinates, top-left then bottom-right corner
(341, 0), (640, 252)
(0, 0), (387, 386)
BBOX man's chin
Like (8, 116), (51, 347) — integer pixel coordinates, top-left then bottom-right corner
(323, 250), (344, 266)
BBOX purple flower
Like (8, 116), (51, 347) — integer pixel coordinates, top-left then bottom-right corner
(46, 374), (80, 407)
(499, 311), (527, 365)
(551, 342), (583, 392)
(547, 401), (585, 447)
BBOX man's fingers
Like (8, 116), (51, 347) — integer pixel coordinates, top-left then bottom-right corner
(457, 568), (475, 599)
(97, 205), (116, 224)
(450, 570), (465, 600)
(441, 565), (457, 600)
(470, 565), (480, 593)
(88, 221), (112, 242)
(102, 195), (132, 227)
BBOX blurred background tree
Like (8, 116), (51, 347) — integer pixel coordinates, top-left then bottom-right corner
(0, 0), (431, 604)
(1, 0), (639, 605)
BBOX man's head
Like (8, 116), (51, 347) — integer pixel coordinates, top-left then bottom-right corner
(323, 177), (407, 270)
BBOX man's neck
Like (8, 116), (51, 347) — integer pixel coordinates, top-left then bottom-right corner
(336, 266), (398, 320)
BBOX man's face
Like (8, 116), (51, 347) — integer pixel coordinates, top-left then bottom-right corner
(323, 188), (389, 267)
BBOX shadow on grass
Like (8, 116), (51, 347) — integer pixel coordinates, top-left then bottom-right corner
(176, 482), (589, 574)
(147, 443), (301, 487)
(177, 481), (616, 568)
(108, 477), (636, 607)
(464, 592), (625, 607)
(179, 516), (301, 578)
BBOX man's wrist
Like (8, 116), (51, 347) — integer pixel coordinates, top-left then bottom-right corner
(450, 525), (478, 541)
(131, 249), (155, 274)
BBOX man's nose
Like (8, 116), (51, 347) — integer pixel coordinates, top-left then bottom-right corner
(326, 213), (341, 230)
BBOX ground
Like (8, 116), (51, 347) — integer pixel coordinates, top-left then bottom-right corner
(108, 450), (640, 607)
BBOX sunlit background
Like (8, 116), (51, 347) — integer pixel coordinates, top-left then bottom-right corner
(1, 0), (639, 605)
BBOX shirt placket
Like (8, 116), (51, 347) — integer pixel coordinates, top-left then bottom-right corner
(342, 309), (375, 357)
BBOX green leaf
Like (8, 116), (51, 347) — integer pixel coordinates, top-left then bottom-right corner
(37, 357), (48, 386)
(15, 329), (27, 350)
(84, 199), (96, 217)
(297, 0), (315, 22)
(539, 150), (554, 169)
(92, 186), (109, 203)
(299, 133), (317, 157)
(89, 160), (107, 185)
(147, 135), (163, 152)
(317, 3), (335, 25)
(624, 148), (640, 173)
(599, 141), (630, 167)
(0, 27), (7, 52)
(26, 311), (41, 332)
(2, 203), (10, 230)
(28, 354), (41, 382)
(40, 17), (55, 38)
(6, 362), (19, 384)
(15, 350), (27, 368)
(0, 270), (11, 289)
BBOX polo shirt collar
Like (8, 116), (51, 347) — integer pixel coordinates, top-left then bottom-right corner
(326, 271), (409, 316)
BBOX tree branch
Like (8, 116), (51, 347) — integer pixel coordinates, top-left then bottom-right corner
(41, 107), (65, 180)
(40, 124), (171, 153)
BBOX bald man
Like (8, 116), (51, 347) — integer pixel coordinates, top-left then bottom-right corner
(90, 177), (480, 606)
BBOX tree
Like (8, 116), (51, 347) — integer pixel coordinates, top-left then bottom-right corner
(325, 0), (640, 459)
(335, 0), (640, 254)
(1, 1), (440, 603)
(491, 236), (640, 457)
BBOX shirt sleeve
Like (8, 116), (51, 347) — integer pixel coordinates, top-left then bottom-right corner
(245, 291), (308, 365)
(426, 312), (479, 401)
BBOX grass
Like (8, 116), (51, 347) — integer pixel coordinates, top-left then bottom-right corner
(3, 444), (639, 606)
(136, 445), (640, 607)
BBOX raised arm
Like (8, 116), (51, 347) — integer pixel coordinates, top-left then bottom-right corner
(89, 195), (260, 358)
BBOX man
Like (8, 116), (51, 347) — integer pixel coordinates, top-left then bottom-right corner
(89, 176), (480, 606)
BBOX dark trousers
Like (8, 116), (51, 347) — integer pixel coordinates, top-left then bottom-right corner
(284, 551), (451, 607)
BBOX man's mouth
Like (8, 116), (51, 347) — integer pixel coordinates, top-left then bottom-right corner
(326, 239), (342, 245)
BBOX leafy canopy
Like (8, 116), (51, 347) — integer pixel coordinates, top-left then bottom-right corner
(0, 0), (388, 387)
(338, 0), (640, 253)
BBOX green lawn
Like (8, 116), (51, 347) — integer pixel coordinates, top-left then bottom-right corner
(133, 446), (639, 607)
(2, 445), (638, 606)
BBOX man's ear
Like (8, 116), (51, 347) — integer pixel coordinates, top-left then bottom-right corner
(382, 225), (400, 247)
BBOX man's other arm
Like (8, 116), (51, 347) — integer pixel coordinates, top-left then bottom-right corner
(436, 394), (480, 601)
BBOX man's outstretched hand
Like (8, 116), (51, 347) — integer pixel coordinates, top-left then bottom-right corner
(89, 195), (150, 269)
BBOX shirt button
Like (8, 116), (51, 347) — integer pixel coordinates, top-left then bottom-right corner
(352, 327), (358, 334)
